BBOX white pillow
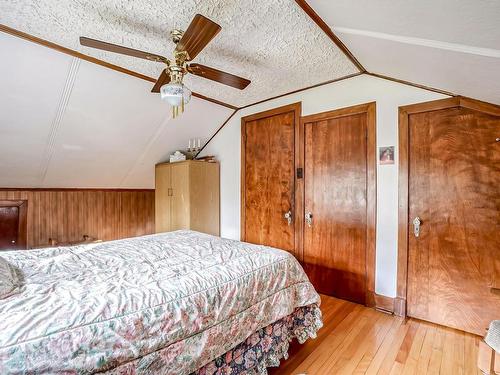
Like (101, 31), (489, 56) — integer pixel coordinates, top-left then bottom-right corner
(0, 256), (21, 298)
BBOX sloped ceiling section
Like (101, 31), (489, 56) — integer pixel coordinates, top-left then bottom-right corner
(0, 0), (359, 108)
(308, 0), (500, 104)
(0, 33), (233, 188)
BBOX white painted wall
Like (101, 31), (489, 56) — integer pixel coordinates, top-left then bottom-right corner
(200, 74), (448, 298)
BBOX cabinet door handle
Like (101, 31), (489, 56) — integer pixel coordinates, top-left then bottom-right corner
(168, 188), (173, 197)
(413, 216), (421, 238)
(283, 210), (292, 225)
(305, 212), (313, 227)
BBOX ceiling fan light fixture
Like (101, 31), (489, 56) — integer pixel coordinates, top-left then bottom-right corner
(80, 14), (250, 120)
(160, 83), (192, 107)
(182, 85), (192, 104)
(160, 82), (183, 106)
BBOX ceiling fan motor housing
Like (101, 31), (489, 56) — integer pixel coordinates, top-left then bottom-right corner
(171, 29), (184, 44)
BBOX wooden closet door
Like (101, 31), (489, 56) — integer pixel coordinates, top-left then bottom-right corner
(303, 112), (368, 304)
(155, 164), (172, 233)
(407, 106), (500, 335)
(242, 105), (298, 252)
(170, 163), (190, 231)
(0, 206), (19, 250)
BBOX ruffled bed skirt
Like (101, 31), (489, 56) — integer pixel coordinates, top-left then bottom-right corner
(102, 304), (322, 375)
(193, 304), (323, 375)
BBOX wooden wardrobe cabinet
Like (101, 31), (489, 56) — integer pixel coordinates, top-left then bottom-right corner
(155, 160), (220, 236)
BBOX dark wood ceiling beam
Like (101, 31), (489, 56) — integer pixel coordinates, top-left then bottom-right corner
(195, 109), (239, 158)
(294, 0), (366, 72)
(366, 72), (456, 97)
(191, 92), (237, 110)
(0, 23), (236, 110)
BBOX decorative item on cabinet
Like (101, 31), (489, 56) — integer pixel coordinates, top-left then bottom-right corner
(155, 160), (220, 236)
(196, 155), (216, 163)
(169, 151), (187, 163)
(186, 138), (202, 159)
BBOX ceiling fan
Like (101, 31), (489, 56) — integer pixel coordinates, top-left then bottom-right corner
(80, 14), (251, 118)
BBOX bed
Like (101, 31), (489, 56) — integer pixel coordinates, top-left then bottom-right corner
(0, 230), (321, 374)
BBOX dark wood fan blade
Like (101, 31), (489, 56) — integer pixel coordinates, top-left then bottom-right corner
(188, 63), (250, 90)
(151, 70), (171, 93)
(80, 37), (168, 63)
(175, 14), (221, 60)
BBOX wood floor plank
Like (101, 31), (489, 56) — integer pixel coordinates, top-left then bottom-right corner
(401, 323), (428, 375)
(389, 362), (404, 375)
(415, 322), (436, 374)
(317, 312), (381, 374)
(452, 330), (465, 375)
(271, 295), (482, 375)
(364, 317), (407, 375)
(395, 320), (420, 366)
(355, 316), (403, 374)
(427, 325), (446, 375)
(440, 327), (456, 375)
(464, 334), (481, 375)
(269, 298), (355, 374)
(294, 306), (369, 373)
(332, 313), (394, 374)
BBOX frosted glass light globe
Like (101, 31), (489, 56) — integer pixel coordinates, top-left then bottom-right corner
(160, 83), (183, 106)
(183, 86), (192, 104)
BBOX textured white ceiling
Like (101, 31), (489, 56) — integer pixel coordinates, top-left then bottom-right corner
(0, 0), (359, 108)
(0, 32), (233, 188)
(308, 0), (500, 104)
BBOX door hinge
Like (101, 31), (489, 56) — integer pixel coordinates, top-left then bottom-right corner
(296, 168), (303, 179)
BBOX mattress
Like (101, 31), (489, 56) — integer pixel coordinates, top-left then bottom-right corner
(0, 230), (320, 374)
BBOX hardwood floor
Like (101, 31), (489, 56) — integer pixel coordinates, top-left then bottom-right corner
(271, 295), (482, 375)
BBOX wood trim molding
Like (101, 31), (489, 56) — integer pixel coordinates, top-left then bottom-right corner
(294, 103), (305, 261)
(366, 72), (456, 98)
(294, 0), (365, 72)
(366, 102), (377, 304)
(459, 96), (500, 116)
(399, 97), (460, 115)
(195, 109), (239, 157)
(241, 102), (302, 123)
(394, 297), (406, 317)
(240, 103), (302, 256)
(396, 95), (500, 318)
(191, 93), (238, 110)
(301, 101), (374, 123)
(0, 200), (25, 207)
(373, 293), (395, 314)
(301, 102), (377, 304)
(0, 23), (236, 110)
(0, 199), (28, 249)
(397, 106), (410, 317)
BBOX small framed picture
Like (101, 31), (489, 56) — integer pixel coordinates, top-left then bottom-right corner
(379, 146), (395, 165)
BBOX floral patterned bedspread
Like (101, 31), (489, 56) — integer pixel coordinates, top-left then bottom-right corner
(0, 230), (320, 374)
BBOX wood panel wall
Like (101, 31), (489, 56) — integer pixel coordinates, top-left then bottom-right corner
(0, 189), (154, 248)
